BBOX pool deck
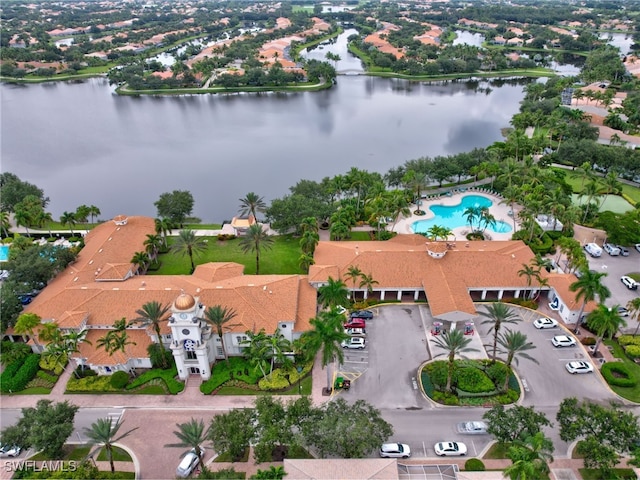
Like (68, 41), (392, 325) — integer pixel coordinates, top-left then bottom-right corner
(393, 189), (519, 241)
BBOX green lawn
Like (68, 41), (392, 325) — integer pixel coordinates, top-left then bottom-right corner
(97, 446), (132, 462)
(216, 375), (313, 396)
(483, 442), (510, 459)
(602, 339), (640, 402)
(562, 170), (640, 204)
(150, 235), (303, 275)
(580, 468), (636, 480)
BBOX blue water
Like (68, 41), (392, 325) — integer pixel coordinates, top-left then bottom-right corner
(0, 245), (8, 262)
(411, 195), (512, 234)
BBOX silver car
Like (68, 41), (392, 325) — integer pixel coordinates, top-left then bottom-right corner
(176, 450), (200, 478)
(456, 421), (488, 435)
(379, 442), (411, 458)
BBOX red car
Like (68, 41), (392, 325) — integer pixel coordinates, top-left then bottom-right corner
(344, 318), (366, 329)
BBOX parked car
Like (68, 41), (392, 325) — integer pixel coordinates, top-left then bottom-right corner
(0, 444), (21, 458)
(0, 270), (9, 280)
(344, 327), (366, 336)
(635, 244), (640, 253)
(533, 317), (558, 329)
(344, 319), (366, 329)
(456, 421), (488, 435)
(351, 310), (374, 319)
(336, 305), (348, 315)
(379, 443), (411, 458)
(617, 307), (629, 317)
(565, 361), (594, 374)
(434, 441), (467, 456)
(617, 245), (630, 256)
(341, 337), (365, 349)
(18, 295), (32, 305)
(603, 243), (621, 256)
(584, 243), (602, 258)
(552, 335), (576, 348)
(176, 449), (201, 478)
(621, 276), (639, 290)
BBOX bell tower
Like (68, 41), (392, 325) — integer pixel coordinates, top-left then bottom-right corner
(168, 292), (214, 380)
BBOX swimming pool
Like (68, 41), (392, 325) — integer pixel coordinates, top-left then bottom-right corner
(0, 245), (8, 262)
(411, 195), (512, 234)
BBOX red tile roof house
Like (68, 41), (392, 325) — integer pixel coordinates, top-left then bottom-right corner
(8, 219), (593, 378)
(8, 216), (315, 380)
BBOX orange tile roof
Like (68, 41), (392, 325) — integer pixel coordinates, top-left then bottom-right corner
(76, 328), (153, 366)
(23, 216), (317, 345)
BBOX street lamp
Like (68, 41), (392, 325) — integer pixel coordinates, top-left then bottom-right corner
(297, 365), (303, 395)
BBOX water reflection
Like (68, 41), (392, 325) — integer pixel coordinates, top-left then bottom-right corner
(453, 30), (485, 47)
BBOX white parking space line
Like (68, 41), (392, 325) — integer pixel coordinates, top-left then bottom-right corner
(422, 441), (427, 457)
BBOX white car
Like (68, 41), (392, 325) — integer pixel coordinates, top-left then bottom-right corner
(552, 335), (576, 348)
(341, 337), (365, 349)
(617, 307), (630, 317)
(621, 276), (638, 290)
(176, 449), (201, 478)
(534, 317), (558, 329)
(379, 442), (411, 458)
(636, 244), (640, 253)
(0, 270), (9, 280)
(456, 421), (488, 435)
(566, 361), (594, 374)
(434, 441), (467, 456)
(0, 444), (21, 458)
(344, 327), (366, 337)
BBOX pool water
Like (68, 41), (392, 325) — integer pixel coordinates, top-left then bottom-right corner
(0, 245), (8, 262)
(411, 195), (512, 234)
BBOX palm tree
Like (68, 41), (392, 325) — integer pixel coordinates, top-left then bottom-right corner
(60, 211), (76, 236)
(14, 208), (32, 237)
(265, 328), (292, 373)
(317, 277), (349, 310)
(238, 192), (267, 220)
(171, 229), (208, 274)
(97, 318), (136, 357)
(496, 330), (538, 391)
(130, 251), (150, 275)
(569, 270), (610, 334)
(133, 301), (170, 367)
(478, 302), (521, 363)
(239, 224), (273, 275)
(299, 229), (319, 256)
(202, 305), (239, 363)
(504, 432), (554, 480)
(14, 312), (42, 348)
(298, 253), (315, 273)
(586, 304), (627, 353)
(432, 329), (479, 392)
(165, 418), (210, 467)
(87, 205), (101, 224)
(302, 309), (350, 393)
(143, 234), (163, 259)
(241, 329), (271, 380)
(517, 263), (540, 300)
(344, 266), (363, 300)
(628, 298), (640, 336)
(359, 272), (378, 299)
(300, 217), (319, 236)
(0, 210), (11, 237)
(84, 418), (138, 473)
(154, 217), (173, 247)
(580, 180), (600, 223)
(463, 206), (482, 232)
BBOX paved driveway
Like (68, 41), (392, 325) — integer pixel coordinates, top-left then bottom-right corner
(339, 304), (432, 410)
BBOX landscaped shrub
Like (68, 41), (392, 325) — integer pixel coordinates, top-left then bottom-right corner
(464, 458), (486, 471)
(425, 361), (449, 390)
(0, 341), (32, 365)
(625, 345), (640, 359)
(39, 354), (67, 375)
(258, 369), (290, 391)
(581, 337), (596, 346)
(420, 368), (435, 396)
(454, 366), (495, 393)
(485, 362), (509, 385)
(147, 344), (174, 369)
(432, 391), (459, 405)
(284, 362), (313, 385)
(126, 365), (184, 394)
(494, 389), (520, 404)
(36, 370), (58, 384)
(0, 354), (41, 393)
(110, 371), (130, 389)
(74, 366), (97, 378)
(618, 335), (640, 347)
(66, 375), (121, 392)
(201, 366), (232, 394)
(601, 362), (637, 387)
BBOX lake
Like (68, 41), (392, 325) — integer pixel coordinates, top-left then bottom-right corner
(1, 40), (531, 223)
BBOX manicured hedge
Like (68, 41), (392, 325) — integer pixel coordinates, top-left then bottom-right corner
(110, 371), (130, 389)
(454, 367), (495, 393)
(67, 375), (121, 392)
(126, 366), (184, 394)
(36, 370), (59, 384)
(601, 362), (637, 388)
(618, 335), (640, 347)
(465, 458), (486, 471)
(0, 354), (41, 393)
(200, 367), (232, 394)
(625, 345), (640, 359)
(258, 370), (290, 391)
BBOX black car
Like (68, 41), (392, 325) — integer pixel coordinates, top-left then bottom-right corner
(350, 310), (374, 319)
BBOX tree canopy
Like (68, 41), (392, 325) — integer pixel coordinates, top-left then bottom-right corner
(154, 190), (194, 227)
